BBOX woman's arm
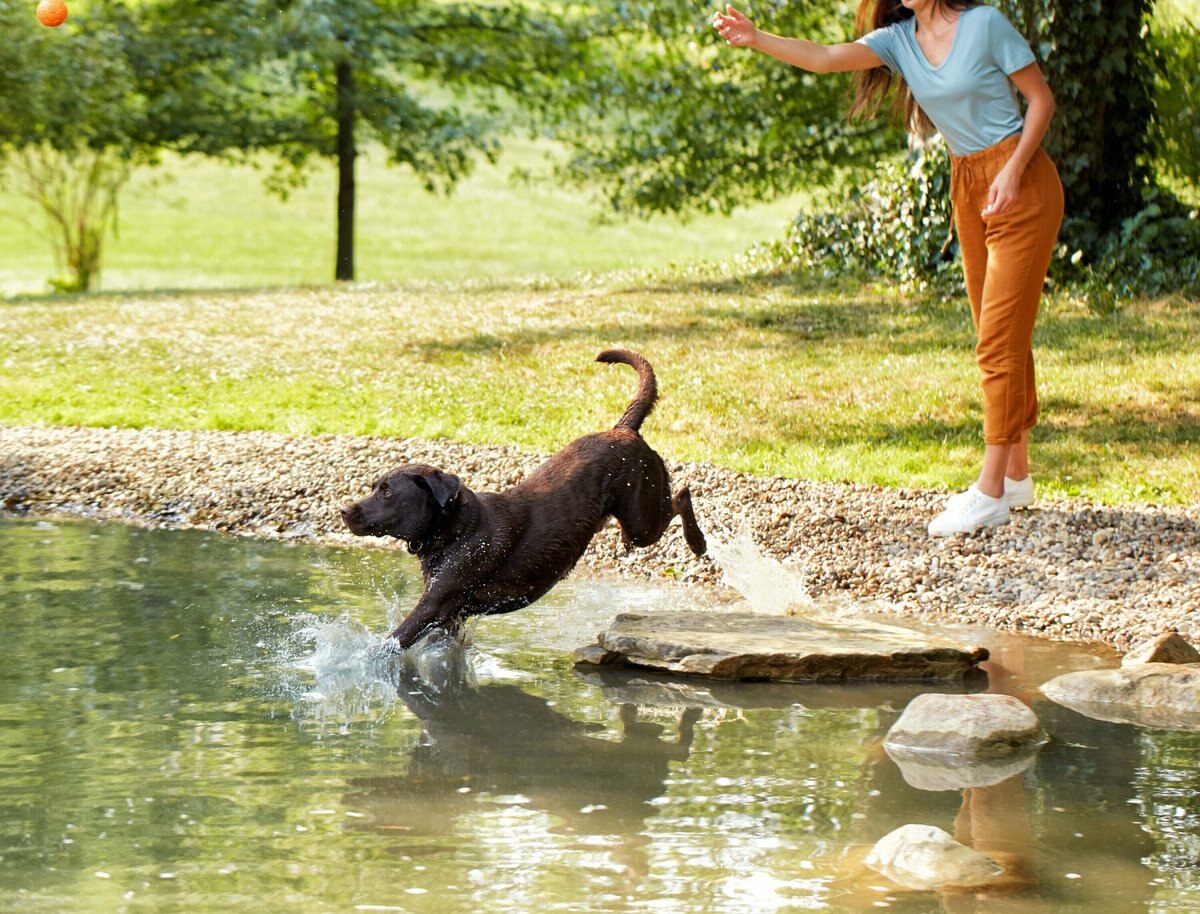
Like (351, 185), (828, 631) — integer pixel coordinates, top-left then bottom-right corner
(712, 5), (883, 73)
(985, 62), (1056, 215)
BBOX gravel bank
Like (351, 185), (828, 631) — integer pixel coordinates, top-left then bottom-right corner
(2, 424), (1196, 650)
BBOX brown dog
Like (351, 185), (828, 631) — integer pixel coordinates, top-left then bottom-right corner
(340, 349), (707, 649)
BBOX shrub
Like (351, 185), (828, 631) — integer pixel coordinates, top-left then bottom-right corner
(764, 140), (1200, 309)
(764, 139), (961, 295)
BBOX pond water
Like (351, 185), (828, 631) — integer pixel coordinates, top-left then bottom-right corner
(2, 516), (1199, 914)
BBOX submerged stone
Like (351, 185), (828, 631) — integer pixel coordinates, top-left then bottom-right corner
(573, 611), (988, 682)
(865, 824), (1004, 891)
(1041, 663), (1200, 730)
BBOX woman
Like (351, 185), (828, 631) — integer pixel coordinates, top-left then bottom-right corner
(713, 1), (1063, 536)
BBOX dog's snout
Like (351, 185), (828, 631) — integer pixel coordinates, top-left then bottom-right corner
(340, 502), (361, 525)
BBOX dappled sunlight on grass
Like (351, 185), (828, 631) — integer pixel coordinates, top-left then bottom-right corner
(1, 277), (1197, 504)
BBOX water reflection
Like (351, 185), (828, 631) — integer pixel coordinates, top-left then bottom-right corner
(929, 641), (1156, 913)
(3, 516), (1200, 914)
(343, 645), (700, 880)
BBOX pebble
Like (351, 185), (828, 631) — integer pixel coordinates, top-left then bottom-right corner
(1, 424), (1196, 651)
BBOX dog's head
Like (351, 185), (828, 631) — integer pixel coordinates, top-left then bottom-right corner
(340, 465), (462, 551)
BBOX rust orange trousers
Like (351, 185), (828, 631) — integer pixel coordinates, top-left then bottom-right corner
(951, 133), (1064, 445)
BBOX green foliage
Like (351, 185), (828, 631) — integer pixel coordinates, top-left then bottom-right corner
(544, 0), (901, 216)
(754, 1), (1200, 305)
(9, 145), (131, 292)
(1151, 14), (1200, 192)
(126, 0), (590, 179)
(3, 0), (600, 285)
(764, 138), (960, 293)
(120, 0), (597, 279)
(1055, 190), (1200, 311)
(0, 2), (149, 291)
(999, 0), (1160, 248)
(0, 2), (139, 152)
(769, 140), (1200, 307)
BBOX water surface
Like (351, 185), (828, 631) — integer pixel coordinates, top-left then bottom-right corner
(2, 516), (1198, 913)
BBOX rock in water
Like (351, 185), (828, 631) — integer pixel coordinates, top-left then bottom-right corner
(1041, 663), (1200, 730)
(1121, 632), (1200, 667)
(883, 693), (1047, 790)
(573, 611), (988, 682)
(865, 824), (1004, 890)
(884, 693), (1046, 759)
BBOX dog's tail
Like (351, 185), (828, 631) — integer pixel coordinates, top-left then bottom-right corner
(596, 348), (658, 432)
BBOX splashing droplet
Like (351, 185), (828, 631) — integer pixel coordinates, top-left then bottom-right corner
(706, 526), (812, 616)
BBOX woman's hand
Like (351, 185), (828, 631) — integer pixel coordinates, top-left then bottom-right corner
(983, 163), (1022, 217)
(712, 5), (758, 48)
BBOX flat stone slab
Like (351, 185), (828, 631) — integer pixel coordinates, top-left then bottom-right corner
(575, 665), (988, 711)
(574, 611), (989, 682)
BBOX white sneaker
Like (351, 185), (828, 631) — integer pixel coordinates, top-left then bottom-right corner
(928, 485), (1011, 536)
(1004, 475), (1035, 509)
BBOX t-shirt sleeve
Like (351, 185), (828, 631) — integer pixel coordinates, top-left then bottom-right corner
(857, 24), (902, 75)
(985, 8), (1036, 74)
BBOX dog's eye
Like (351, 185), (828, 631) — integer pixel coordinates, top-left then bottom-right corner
(378, 484), (392, 498)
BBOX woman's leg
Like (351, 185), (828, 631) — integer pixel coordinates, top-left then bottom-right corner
(978, 441), (1013, 498)
(930, 144), (1060, 534)
(1005, 429), (1030, 481)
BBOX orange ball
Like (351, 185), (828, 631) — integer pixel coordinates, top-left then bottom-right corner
(37, 0), (69, 28)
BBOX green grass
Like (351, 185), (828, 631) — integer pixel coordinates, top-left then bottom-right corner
(0, 140), (807, 294)
(2, 274), (1197, 505)
(2, 135), (1197, 506)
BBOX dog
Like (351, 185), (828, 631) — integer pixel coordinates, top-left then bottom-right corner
(340, 349), (707, 649)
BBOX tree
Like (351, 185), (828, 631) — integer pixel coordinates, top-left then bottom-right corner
(128, 0), (592, 282)
(1005, 0), (1161, 249)
(545, 0), (901, 217)
(0, 1), (148, 291)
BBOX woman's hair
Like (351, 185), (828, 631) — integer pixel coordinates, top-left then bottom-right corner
(849, 0), (980, 136)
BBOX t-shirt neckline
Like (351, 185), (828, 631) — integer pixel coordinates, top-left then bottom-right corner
(909, 7), (972, 72)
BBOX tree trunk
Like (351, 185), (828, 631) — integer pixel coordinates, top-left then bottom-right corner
(1005, 0), (1159, 247)
(335, 55), (356, 282)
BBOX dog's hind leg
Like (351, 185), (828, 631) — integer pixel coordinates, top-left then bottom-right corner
(610, 459), (674, 551)
(672, 486), (707, 557)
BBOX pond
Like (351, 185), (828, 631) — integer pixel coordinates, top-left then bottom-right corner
(2, 516), (1199, 913)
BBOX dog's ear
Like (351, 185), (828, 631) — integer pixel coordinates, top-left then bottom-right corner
(420, 470), (462, 510)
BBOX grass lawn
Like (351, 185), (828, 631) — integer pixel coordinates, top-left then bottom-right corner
(0, 140), (808, 295)
(2, 273), (1197, 505)
(2, 130), (1197, 507)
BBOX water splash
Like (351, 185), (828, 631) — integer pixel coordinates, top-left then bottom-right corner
(705, 526), (813, 616)
(275, 611), (484, 729)
(289, 614), (402, 727)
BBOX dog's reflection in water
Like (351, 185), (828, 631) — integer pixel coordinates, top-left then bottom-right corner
(343, 639), (700, 874)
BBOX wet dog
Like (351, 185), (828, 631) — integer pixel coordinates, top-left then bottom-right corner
(340, 349), (707, 649)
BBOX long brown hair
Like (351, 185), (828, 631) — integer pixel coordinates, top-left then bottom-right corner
(849, 0), (980, 136)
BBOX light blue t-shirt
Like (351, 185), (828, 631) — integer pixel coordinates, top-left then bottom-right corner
(858, 5), (1036, 155)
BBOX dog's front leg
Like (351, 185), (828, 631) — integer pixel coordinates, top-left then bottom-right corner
(387, 587), (469, 651)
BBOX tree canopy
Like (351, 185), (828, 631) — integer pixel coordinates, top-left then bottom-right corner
(2, 0), (1194, 292)
(125, 0), (594, 280)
